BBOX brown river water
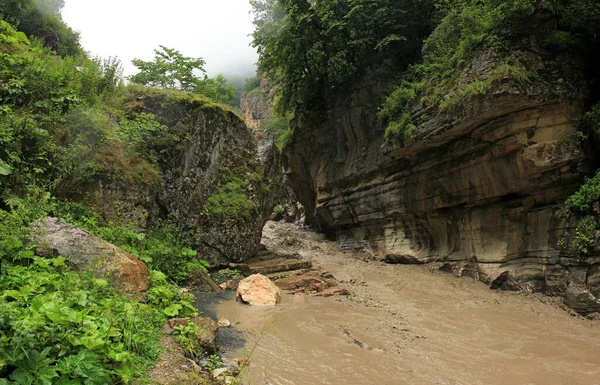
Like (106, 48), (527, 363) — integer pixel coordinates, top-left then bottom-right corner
(200, 222), (600, 385)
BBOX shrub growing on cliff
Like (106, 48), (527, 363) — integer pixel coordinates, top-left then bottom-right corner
(205, 178), (257, 220)
(380, 0), (600, 140)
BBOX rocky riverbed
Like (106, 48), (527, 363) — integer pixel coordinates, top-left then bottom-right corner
(198, 221), (600, 385)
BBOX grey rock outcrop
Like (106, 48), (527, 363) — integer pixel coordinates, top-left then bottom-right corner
(31, 217), (150, 295)
(81, 90), (281, 265)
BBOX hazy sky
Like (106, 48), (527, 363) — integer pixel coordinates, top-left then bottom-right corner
(62, 0), (258, 79)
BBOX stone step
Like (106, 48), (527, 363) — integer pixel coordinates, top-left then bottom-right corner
(247, 257), (312, 275)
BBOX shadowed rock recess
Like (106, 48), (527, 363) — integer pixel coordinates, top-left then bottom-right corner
(283, 49), (600, 314)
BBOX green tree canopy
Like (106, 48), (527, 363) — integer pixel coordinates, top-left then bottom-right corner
(130, 46), (237, 104)
(0, 0), (80, 56)
(250, 0), (437, 113)
(130, 45), (207, 91)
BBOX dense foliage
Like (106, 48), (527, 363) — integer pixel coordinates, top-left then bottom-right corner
(250, 0), (436, 113)
(380, 0), (600, 139)
(0, 0), (81, 57)
(0, 196), (196, 383)
(0, 8), (240, 383)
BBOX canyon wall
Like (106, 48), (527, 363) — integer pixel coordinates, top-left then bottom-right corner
(283, 51), (600, 313)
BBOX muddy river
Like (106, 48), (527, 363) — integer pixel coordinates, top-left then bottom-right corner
(200, 222), (600, 385)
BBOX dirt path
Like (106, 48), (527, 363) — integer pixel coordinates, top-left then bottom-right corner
(215, 222), (600, 385)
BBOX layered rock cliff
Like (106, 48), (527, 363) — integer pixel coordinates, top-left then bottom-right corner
(283, 49), (600, 313)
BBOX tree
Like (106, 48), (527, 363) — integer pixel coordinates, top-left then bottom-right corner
(130, 46), (238, 104)
(250, 0), (436, 113)
(195, 74), (237, 104)
(130, 46), (207, 91)
(0, 0), (81, 57)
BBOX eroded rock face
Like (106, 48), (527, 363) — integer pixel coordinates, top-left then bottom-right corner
(31, 217), (149, 295)
(121, 92), (280, 264)
(240, 79), (273, 129)
(236, 274), (281, 306)
(283, 49), (598, 313)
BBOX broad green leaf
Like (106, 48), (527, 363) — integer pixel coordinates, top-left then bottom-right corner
(0, 160), (11, 176)
(163, 303), (182, 317)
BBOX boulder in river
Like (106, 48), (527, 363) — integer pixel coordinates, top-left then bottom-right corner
(236, 274), (281, 306)
(31, 217), (149, 295)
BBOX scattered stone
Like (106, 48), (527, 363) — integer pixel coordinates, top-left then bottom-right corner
(31, 217), (149, 295)
(219, 281), (233, 290)
(168, 318), (189, 330)
(192, 316), (219, 355)
(490, 271), (523, 291)
(225, 376), (237, 384)
(564, 284), (600, 316)
(187, 359), (202, 373)
(384, 253), (430, 264)
(212, 367), (228, 378)
(197, 359), (210, 368)
(315, 287), (351, 297)
(246, 254), (312, 275)
(218, 317), (231, 327)
(187, 268), (220, 292)
(236, 274), (281, 306)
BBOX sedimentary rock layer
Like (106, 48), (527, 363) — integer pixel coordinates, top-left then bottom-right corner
(283, 57), (599, 312)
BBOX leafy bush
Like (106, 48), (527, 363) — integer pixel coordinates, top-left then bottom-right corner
(273, 205), (284, 215)
(0, 195), (198, 383)
(205, 178), (257, 220)
(570, 216), (598, 260)
(118, 112), (167, 163)
(55, 200), (209, 284)
(0, 258), (162, 383)
(260, 114), (291, 151)
(0, 0), (82, 57)
(563, 170), (600, 215)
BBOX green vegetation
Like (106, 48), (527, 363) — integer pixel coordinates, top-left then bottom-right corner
(55, 201), (209, 285)
(217, 268), (241, 279)
(559, 104), (600, 260)
(380, 0), (600, 141)
(130, 45), (237, 104)
(205, 178), (257, 220)
(273, 205), (284, 216)
(243, 75), (261, 94)
(260, 115), (292, 151)
(250, 0), (436, 114)
(0, 0), (81, 57)
(0, 196), (196, 383)
(0, 6), (250, 383)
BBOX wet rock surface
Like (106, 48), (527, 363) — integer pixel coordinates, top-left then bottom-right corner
(31, 217), (149, 295)
(236, 274), (281, 307)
